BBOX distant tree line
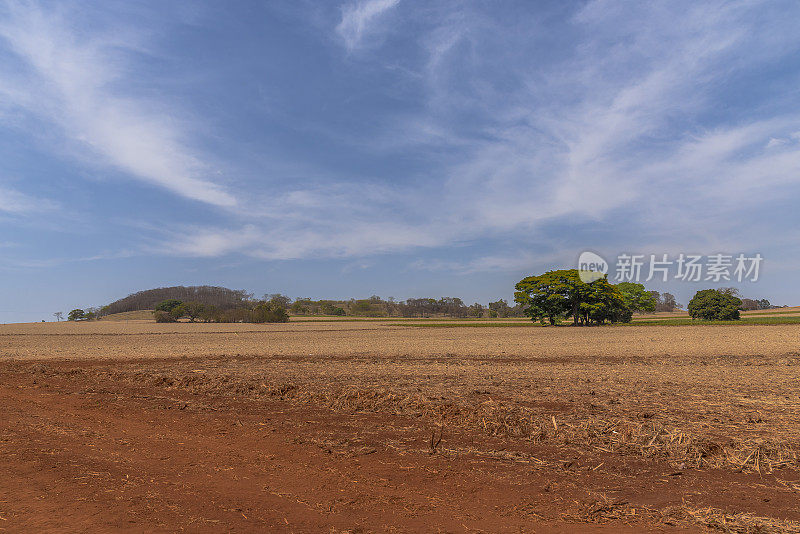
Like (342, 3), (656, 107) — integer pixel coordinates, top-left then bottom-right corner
(150, 294), (524, 323)
(80, 286), (528, 321)
(63, 283), (779, 323)
(739, 297), (774, 311)
(287, 295), (526, 318)
(152, 297), (288, 324)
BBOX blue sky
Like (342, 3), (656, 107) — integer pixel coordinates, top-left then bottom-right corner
(2, 0), (800, 321)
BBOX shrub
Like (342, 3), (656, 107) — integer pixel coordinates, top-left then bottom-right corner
(153, 310), (177, 323)
(688, 289), (742, 320)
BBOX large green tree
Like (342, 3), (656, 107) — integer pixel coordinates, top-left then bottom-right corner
(515, 269), (631, 326)
(688, 289), (742, 320)
(515, 270), (574, 325)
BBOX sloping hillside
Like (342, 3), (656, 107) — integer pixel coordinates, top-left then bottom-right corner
(103, 286), (251, 315)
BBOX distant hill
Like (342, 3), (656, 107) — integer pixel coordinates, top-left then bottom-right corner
(102, 286), (252, 315)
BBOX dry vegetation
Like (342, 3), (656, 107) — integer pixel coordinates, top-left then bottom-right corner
(2, 319), (799, 360)
(2, 319), (800, 531)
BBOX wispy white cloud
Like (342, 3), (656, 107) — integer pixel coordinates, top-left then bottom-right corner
(0, 1), (235, 207)
(336, 0), (400, 51)
(135, 0), (800, 265)
(5, 0), (800, 279)
(0, 185), (57, 214)
(151, 218), (451, 261)
(375, 0), (800, 259)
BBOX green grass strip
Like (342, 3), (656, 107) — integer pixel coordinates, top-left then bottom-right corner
(629, 316), (800, 326)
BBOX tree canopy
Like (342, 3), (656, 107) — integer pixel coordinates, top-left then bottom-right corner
(514, 269), (630, 326)
(154, 299), (183, 313)
(67, 309), (86, 321)
(688, 289), (742, 320)
(617, 282), (656, 313)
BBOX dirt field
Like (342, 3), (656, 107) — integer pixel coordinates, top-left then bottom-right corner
(1, 320), (799, 532)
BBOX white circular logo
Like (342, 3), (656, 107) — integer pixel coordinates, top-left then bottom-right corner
(577, 251), (608, 283)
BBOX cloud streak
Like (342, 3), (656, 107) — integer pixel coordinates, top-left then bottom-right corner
(128, 0), (800, 266)
(336, 0), (400, 51)
(0, 1), (236, 207)
(4, 0), (800, 279)
(0, 185), (57, 214)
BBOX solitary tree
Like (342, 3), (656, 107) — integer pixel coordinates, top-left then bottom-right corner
(688, 289), (742, 320)
(53, 312), (63, 322)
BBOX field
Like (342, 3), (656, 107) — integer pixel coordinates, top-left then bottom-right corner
(2, 319), (800, 532)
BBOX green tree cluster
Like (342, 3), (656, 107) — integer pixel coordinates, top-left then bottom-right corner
(152, 298), (289, 324)
(514, 269), (649, 326)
